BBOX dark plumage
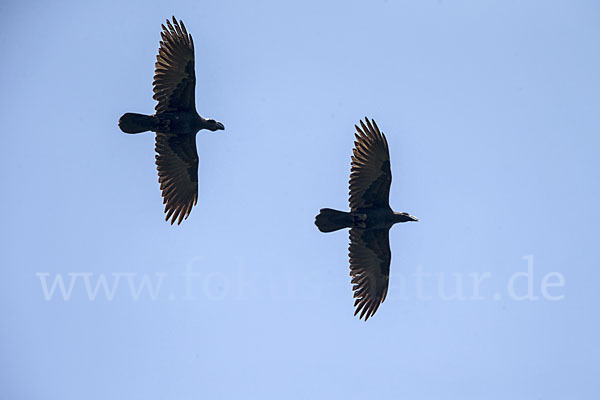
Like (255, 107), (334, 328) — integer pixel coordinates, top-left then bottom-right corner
(119, 16), (224, 224)
(315, 118), (418, 321)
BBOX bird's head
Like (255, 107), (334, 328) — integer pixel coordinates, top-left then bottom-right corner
(394, 212), (419, 223)
(205, 118), (225, 132)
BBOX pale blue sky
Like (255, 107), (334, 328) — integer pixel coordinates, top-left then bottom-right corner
(1, 0), (599, 399)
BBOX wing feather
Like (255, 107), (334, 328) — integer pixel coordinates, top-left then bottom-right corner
(348, 118), (392, 211)
(348, 228), (391, 321)
(153, 16), (196, 114)
(155, 132), (199, 225)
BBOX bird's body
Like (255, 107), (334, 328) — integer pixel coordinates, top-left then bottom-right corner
(118, 16), (224, 224)
(315, 118), (417, 320)
(316, 207), (410, 231)
(354, 208), (415, 229)
(155, 111), (204, 134)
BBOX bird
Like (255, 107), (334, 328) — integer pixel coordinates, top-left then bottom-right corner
(118, 16), (224, 225)
(315, 118), (418, 321)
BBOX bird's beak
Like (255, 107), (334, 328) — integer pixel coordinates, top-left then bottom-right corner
(216, 122), (225, 130)
(410, 215), (419, 222)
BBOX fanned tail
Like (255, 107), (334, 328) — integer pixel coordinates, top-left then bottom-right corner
(119, 113), (157, 134)
(315, 208), (353, 233)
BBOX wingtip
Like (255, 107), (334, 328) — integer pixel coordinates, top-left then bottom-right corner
(371, 118), (379, 129)
(359, 119), (370, 137)
(361, 116), (375, 128)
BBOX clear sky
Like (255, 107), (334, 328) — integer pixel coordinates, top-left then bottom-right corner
(1, 0), (599, 399)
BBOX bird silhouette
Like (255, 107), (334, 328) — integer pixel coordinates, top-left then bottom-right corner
(119, 16), (224, 224)
(315, 118), (418, 320)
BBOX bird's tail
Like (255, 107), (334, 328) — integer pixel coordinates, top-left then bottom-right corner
(119, 113), (157, 134)
(315, 208), (353, 233)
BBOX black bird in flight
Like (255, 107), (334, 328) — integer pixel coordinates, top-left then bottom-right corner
(315, 118), (418, 321)
(119, 16), (224, 225)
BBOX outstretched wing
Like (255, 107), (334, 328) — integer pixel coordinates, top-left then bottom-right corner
(155, 133), (199, 224)
(349, 118), (392, 211)
(153, 16), (196, 114)
(348, 228), (391, 321)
